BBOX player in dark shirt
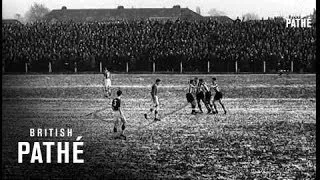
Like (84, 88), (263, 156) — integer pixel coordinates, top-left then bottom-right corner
(144, 79), (161, 121)
(112, 89), (127, 139)
(210, 77), (227, 114)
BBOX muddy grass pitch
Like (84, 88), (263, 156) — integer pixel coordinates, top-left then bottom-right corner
(2, 74), (316, 179)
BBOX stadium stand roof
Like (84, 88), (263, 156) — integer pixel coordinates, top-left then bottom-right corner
(45, 5), (204, 22)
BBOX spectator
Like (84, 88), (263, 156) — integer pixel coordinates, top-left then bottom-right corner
(2, 18), (316, 72)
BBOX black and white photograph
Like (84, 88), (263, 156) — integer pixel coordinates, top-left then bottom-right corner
(2, 0), (316, 179)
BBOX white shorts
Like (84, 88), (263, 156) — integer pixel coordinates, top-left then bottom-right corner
(113, 111), (126, 124)
(105, 78), (111, 87)
(152, 96), (159, 105)
(152, 96), (159, 110)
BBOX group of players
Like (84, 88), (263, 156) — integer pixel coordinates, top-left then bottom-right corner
(186, 77), (227, 115)
(103, 68), (227, 140)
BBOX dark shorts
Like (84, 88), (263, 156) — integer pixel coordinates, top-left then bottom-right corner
(196, 92), (204, 100)
(205, 92), (212, 102)
(186, 93), (195, 103)
(214, 92), (223, 100)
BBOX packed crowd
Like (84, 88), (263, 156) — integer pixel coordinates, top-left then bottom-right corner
(2, 19), (316, 72)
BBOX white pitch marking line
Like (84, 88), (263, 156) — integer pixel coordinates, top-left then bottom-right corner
(2, 84), (316, 89)
(2, 73), (316, 77)
(2, 97), (316, 101)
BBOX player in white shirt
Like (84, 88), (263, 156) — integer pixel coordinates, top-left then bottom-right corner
(198, 79), (214, 114)
(103, 68), (112, 97)
(210, 77), (227, 114)
(186, 79), (197, 114)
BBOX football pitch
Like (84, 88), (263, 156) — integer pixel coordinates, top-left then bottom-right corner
(2, 74), (316, 179)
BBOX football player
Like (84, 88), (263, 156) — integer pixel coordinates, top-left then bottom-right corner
(198, 79), (213, 114)
(112, 89), (127, 140)
(144, 79), (161, 121)
(186, 79), (197, 115)
(211, 77), (227, 114)
(194, 77), (204, 113)
(103, 68), (112, 97)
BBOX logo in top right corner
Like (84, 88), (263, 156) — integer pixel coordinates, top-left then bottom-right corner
(285, 15), (312, 28)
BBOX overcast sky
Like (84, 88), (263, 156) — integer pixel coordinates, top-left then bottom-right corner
(2, 0), (316, 20)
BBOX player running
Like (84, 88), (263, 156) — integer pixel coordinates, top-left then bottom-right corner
(210, 77), (227, 114)
(103, 68), (112, 97)
(144, 79), (161, 121)
(111, 89), (127, 140)
(186, 79), (197, 115)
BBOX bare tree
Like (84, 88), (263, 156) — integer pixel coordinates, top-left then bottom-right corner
(273, 16), (285, 22)
(208, 8), (226, 16)
(24, 2), (50, 23)
(14, 13), (21, 19)
(312, 8), (316, 24)
(196, 6), (201, 15)
(242, 13), (260, 21)
(14, 13), (25, 23)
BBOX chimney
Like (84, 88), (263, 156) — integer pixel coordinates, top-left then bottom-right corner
(173, 5), (180, 9)
(117, 6), (124, 9)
